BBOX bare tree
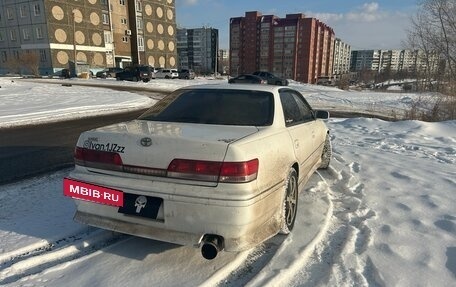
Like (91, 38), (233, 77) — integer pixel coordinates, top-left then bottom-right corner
(19, 51), (40, 76)
(406, 0), (456, 95)
(4, 57), (21, 75)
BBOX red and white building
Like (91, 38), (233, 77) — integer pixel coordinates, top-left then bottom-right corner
(229, 11), (335, 83)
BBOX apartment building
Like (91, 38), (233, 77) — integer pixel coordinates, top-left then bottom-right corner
(217, 48), (229, 75)
(176, 27), (218, 74)
(333, 38), (351, 77)
(0, 0), (177, 75)
(229, 11), (335, 83)
(350, 49), (439, 74)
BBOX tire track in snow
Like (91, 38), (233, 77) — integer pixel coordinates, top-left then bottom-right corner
(244, 176), (333, 287)
(0, 228), (126, 285)
(291, 152), (385, 287)
(211, 173), (333, 287)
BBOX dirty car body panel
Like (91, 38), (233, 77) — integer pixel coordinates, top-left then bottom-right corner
(65, 84), (330, 255)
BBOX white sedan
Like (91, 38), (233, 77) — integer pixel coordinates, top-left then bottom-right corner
(64, 84), (331, 260)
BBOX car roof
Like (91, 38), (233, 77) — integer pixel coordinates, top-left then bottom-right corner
(235, 74), (262, 78)
(177, 83), (286, 93)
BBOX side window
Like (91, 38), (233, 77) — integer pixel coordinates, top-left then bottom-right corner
(280, 90), (314, 126)
(291, 91), (314, 121)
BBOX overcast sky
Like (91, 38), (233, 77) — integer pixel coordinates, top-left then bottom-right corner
(175, 0), (419, 50)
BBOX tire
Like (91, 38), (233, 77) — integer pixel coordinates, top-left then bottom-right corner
(280, 168), (298, 234)
(165, 75), (170, 79)
(319, 134), (332, 169)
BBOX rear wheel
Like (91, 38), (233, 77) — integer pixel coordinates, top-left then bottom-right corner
(280, 168), (298, 234)
(319, 134), (332, 169)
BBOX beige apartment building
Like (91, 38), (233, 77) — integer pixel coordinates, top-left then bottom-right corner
(333, 38), (351, 78)
(0, 0), (177, 75)
(350, 49), (440, 74)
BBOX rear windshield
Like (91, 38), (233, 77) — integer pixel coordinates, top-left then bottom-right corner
(139, 89), (274, 126)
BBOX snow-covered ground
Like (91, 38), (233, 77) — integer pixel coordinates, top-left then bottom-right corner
(0, 77), (455, 286)
(0, 76), (439, 128)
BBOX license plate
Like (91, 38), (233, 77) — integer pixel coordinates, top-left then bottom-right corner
(118, 193), (163, 219)
(63, 178), (124, 207)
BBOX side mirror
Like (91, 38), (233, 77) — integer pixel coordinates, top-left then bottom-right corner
(315, 110), (330, 119)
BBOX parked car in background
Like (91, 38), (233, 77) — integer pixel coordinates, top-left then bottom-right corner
(149, 66), (158, 79)
(96, 67), (124, 79)
(64, 84), (331, 260)
(228, 74), (266, 84)
(155, 68), (179, 79)
(116, 65), (152, 82)
(61, 68), (71, 79)
(253, 71), (289, 86)
(178, 69), (195, 79)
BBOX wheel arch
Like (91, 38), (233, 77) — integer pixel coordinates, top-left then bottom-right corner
(291, 162), (299, 179)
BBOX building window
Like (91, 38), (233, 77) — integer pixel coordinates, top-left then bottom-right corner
(137, 18), (143, 30)
(20, 6), (27, 18)
(136, 1), (142, 11)
(138, 35), (144, 51)
(100, 0), (108, 4)
(13, 50), (19, 60)
(122, 36), (128, 43)
(10, 30), (17, 41)
(121, 18), (127, 25)
(1, 51), (7, 62)
(23, 29), (30, 40)
(36, 27), (43, 39)
(119, 0), (125, 5)
(34, 4), (41, 16)
(104, 31), (112, 43)
(7, 8), (14, 20)
(0, 32), (4, 42)
(40, 49), (46, 62)
(102, 13), (109, 24)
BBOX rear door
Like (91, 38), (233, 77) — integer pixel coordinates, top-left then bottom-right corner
(279, 89), (318, 183)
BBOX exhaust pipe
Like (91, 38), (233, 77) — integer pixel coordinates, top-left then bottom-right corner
(200, 234), (224, 260)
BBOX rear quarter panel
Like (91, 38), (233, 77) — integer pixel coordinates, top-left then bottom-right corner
(224, 127), (295, 196)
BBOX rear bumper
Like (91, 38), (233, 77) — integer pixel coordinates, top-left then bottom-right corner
(70, 173), (284, 252)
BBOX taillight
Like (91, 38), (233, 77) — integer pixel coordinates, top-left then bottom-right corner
(167, 159), (222, 182)
(74, 147), (166, 176)
(75, 147), (259, 183)
(220, 159), (259, 183)
(74, 147), (122, 170)
(167, 159), (259, 183)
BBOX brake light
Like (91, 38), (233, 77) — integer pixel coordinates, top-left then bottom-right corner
(220, 159), (259, 183)
(167, 159), (258, 183)
(75, 147), (123, 170)
(74, 147), (167, 176)
(167, 159), (222, 182)
(74, 147), (259, 183)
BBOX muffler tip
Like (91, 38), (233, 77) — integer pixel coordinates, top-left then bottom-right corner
(201, 235), (224, 260)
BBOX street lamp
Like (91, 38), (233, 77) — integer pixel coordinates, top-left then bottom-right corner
(71, 10), (77, 76)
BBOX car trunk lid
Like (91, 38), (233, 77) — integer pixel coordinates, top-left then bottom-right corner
(76, 120), (259, 184)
